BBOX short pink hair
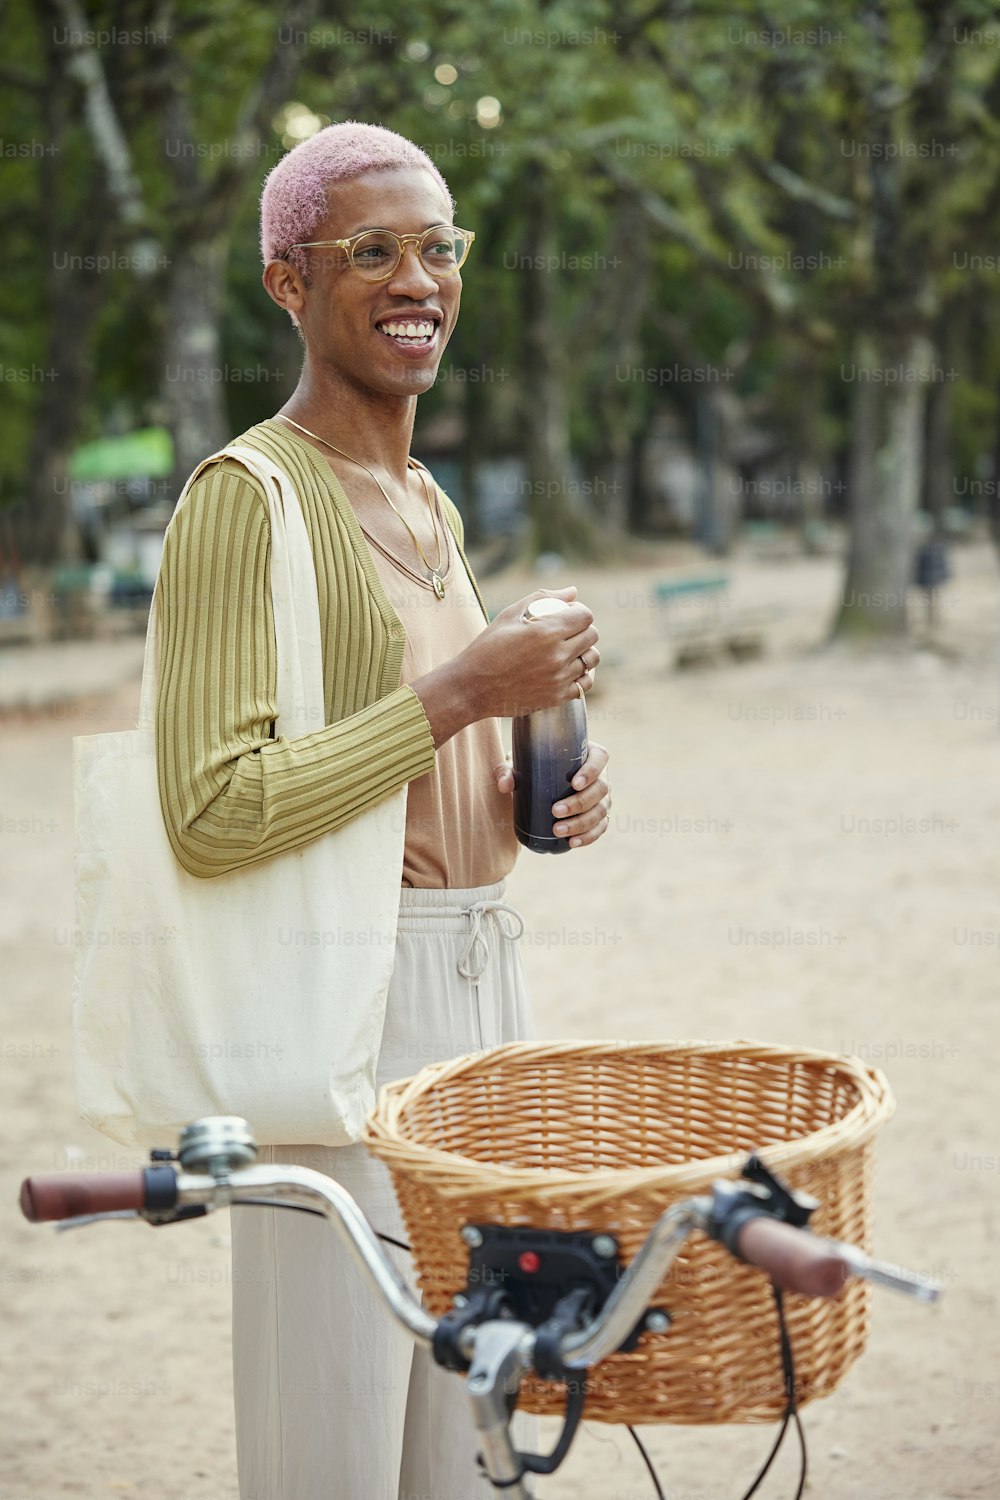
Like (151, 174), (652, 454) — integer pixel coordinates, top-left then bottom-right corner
(260, 120), (455, 275)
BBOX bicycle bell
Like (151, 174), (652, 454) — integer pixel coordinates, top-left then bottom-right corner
(177, 1116), (258, 1176)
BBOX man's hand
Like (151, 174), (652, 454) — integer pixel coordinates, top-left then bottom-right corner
(494, 740), (611, 849)
(464, 586), (599, 720)
(412, 585), (600, 749)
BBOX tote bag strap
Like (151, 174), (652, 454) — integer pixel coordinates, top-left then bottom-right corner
(138, 444), (325, 739)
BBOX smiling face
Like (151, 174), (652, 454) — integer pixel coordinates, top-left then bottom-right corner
(266, 166), (462, 399)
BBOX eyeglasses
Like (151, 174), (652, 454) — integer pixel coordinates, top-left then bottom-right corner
(284, 225), (475, 282)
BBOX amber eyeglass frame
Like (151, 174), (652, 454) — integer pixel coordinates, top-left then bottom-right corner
(283, 225), (475, 281)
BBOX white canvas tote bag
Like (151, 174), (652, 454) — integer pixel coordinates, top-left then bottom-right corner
(72, 444), (407, 1148)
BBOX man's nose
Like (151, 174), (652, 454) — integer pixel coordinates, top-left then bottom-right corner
(387, 242), (441, 295)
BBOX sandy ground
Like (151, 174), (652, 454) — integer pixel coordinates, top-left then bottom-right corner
(2, 539), (998, 1500)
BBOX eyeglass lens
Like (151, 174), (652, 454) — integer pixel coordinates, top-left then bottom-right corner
(351, 229), (466, 279)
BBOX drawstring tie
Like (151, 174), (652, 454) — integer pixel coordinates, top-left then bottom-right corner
(457, 900), (525, 981)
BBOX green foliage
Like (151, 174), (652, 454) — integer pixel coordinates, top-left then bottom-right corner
(3, 0), (1000, 548)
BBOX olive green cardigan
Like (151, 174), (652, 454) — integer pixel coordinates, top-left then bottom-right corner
(154, 418), (483, 879)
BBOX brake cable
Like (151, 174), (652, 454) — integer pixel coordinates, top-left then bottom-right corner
(736, 1286), (808, 1500)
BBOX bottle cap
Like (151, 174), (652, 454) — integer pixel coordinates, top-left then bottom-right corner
(521, 596), (570, 622)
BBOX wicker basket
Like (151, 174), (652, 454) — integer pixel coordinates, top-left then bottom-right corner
(364, 1039), (894, 1425)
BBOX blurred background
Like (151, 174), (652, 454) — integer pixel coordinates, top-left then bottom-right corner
(3, 4), (999, 1499)
(2, 0), (1000, 624)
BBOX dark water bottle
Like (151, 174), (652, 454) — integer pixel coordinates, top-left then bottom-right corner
(511, 597), (589, 854)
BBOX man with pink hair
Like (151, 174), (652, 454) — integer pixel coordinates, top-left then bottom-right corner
(155, 119), (610, 1497)
(261, 117), (456, 280)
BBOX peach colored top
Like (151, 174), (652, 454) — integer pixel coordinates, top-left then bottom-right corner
(366, 517), (519, 888)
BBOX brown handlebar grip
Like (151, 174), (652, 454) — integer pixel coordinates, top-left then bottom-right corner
(19, 1171), (149, 1223)
(736, 1217), (851, 1298)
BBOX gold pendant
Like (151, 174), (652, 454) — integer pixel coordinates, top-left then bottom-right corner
(432, 571), (446, 600)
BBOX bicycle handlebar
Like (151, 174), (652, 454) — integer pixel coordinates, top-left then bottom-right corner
(19, 1166), (177, 1224)
(18, 1142), (939, 1330)
(735, 1214), (850, 1297)
(17, 1126), (939, 1500)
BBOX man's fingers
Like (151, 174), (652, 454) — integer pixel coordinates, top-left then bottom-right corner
(553, 739), (611, 848)
(493, 761), (515, 794)
(565, 742), (609, 792)
(562, 811), (610, 848)
(552, 776), (610, 821)
(565, 623), (600, 660)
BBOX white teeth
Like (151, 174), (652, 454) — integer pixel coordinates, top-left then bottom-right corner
(380, 320), (434, 337)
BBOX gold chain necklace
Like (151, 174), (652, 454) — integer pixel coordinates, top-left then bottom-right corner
(277, 412), (447, 599)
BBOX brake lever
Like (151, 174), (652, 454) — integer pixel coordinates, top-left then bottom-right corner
(54, 1209), (142, 1232)
(53, 1205), (209, 1233)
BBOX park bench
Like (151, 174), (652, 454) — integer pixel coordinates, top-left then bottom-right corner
(0, 571), (50, 646)
(652, 574), (775, 669)
(742, 520), (803, 561)
(49, 565), (151, 640)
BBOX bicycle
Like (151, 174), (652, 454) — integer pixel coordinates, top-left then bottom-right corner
(19, 1113), (939, 1500)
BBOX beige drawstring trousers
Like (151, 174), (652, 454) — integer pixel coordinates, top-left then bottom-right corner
(230, 881), (538, 1500)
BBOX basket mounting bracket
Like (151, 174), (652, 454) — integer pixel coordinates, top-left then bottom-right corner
(433, 1222), (669, 1379)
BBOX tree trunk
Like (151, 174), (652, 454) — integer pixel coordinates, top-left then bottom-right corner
(450, 203), (508, 547)
(989, 370), (1000, 555)
(923, 309), (958, 530)
(695, 389), (739, 555)
(627, 426), (653, 533)
(922, 371), (950, 532)
(833, 330), (934, 638)
(792, 361), (827, 546)
(520, 174), (572, 555)
(15, 260), (110, 565)
(154, 0), (320, 491)
(160, 238), (230, 493)
(10, 18), (114, 566)
(582, 191), (650, 536)
(518, 163), (601, 559)
(457, 367), (488, 546)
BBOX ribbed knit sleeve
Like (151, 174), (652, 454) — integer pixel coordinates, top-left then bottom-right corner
(155, 460), (436, 879)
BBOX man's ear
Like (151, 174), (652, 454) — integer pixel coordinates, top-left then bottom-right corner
(263, 258), (307, 329)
